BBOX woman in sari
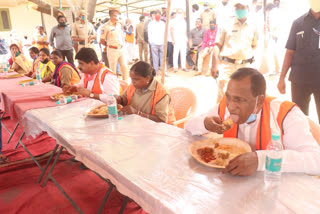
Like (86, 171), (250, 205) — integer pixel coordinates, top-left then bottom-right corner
(9, 44), (32, 74)
(116, 61), (175, 123)
(51, 50), (81, 87)
(32, 47), (55, 83)
(25, 46), (40, 77)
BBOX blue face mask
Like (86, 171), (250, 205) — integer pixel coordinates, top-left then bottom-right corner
(235, 9), (248, 19)
(81, 15), (85, 21)
(245, 97), (259, 124)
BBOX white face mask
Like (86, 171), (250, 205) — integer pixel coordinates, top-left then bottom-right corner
(309, 0), (320, 12)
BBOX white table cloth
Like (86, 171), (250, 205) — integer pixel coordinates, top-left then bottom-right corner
(22, 99), (320, 214)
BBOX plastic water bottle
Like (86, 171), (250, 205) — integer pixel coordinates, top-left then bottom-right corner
(264, 133), (283, 186)
(21, 81), (35, 87)
(56, 95), (78, 105)
(35, 67), (42, 85)
(106, 94), (118, 122)
(2, 61), (8, 75)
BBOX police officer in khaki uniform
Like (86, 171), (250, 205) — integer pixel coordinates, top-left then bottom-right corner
(211, 0), (258, 102)
(100, 6), (128, 81)
(72, 10), (96, 52)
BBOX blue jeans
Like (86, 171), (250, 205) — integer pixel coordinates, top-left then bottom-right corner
(150, 44), (163, 74)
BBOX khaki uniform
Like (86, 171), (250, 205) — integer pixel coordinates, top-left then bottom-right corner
(72, 20), (95, 51)
(120, 78), (169, 122)
(135, 22), (148, 61)
(101, 21), (128, 80)
(200, 10), (216, 30)
(215, 18), (258, 102)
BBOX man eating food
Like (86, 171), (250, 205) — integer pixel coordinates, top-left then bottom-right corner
(185, 68), (320, 176)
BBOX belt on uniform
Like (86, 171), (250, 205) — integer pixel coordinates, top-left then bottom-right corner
(221, 56), (254, 64)
(79, 41), (94, 45)
(108, 45), (122, 49)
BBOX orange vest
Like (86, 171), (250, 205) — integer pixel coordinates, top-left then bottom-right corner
(218, 96), (296, 150)
(126, 82), (176, 124)
(125, 24), (134, 43)
(58, 64), (80, 86)
(83, 63), (117, 94)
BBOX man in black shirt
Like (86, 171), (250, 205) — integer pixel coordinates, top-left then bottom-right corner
(277, 2), (320, 123)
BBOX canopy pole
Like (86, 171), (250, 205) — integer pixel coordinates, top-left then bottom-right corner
(185, 0), (190, 41)
(126, 0), (129, 17)
(161, 0), (171, 84)
(84, 0), (88, 47)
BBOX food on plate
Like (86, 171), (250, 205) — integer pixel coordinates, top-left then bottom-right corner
(51, 92), (81, 100)
(190, 138), (251, 168)
(196, 143), (236, 166)
(87, 104), (123, 116)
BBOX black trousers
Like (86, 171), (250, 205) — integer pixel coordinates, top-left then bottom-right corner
(291, 82), (320, 123)
(57, 49), (74, 67)
(167, 42), (174, 67)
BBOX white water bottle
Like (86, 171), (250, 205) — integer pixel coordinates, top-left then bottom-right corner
(21, 81), (35, 87)
(56, 95), (78, 105)
(35, 67), (42, 85)
(106, 95), (118, 122)
(264, 133), (283, 186)
(2, 61), (8, 75)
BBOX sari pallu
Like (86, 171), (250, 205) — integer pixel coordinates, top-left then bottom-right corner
(53, 62), (81, 87)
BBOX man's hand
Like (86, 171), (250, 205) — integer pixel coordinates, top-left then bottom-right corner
(222, 152), (258, 176)
(120, 105), (138, 115)
(62, 85), (77, 93)
(76, 87), (91, 97)
(204, 116), (230, 134)
(277, 78), (286, 94)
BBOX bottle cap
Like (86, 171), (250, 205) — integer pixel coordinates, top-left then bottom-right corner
(271, 133), (281, 141)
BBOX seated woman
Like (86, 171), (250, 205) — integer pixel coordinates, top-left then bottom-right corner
(117, 61), (175, 123)
(25, 46), (40, 77)
(8, 43), (32, 74)
(51, 50), (80, 87)
(32, 47), (55, 83)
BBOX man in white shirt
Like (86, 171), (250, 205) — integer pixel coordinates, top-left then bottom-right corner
(185, 68), (320, 176)
(190, 4), (201, 30)
(63, 48), (120, 102)
(148, 10), (165, 74)
(170, 8), (188, 72)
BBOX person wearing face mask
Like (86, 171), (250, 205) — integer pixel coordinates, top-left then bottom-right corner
(211, 0), (258, 103)
(148, 10), (166, 75)
(25, 46), (40, 77)
(277, 0), (320, 124)
(195, 20), (218, 76)
(49, 15), (74, 66)
(100, 6), (129, 81)
(72, 10), (96, 52)
(200, 2), (216, 30)
(185, 68), (320, 176)
(190, 4), (200, 30)
(170, 8), (188, 73)
(8, 43), (32, 74)
(32, 48), (55, 83)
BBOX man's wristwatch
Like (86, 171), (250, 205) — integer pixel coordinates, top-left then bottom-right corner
(89, 93), (94, 98)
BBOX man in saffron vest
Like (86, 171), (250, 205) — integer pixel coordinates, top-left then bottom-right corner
(63, 48), (120, 101)
(185, 68), (320, 176)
